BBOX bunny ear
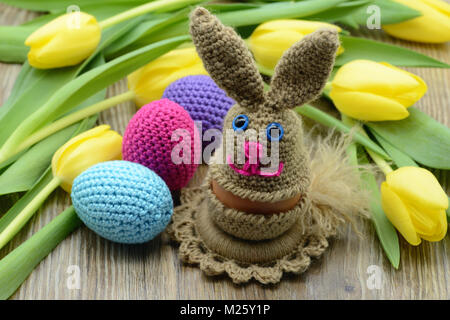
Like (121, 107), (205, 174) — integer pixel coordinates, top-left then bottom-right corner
(267, 29), (339, 109)
(190, 7), (265, 109)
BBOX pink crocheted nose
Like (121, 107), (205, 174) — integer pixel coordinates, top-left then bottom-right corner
(242, 141), (263, 176)
(227, 141), (284, 177)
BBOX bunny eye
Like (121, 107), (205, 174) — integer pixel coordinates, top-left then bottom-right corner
(232, 114), (249, 132)
(266, 122), (284, 141)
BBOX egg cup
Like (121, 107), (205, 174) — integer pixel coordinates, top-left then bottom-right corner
(168, 8), (369, 284)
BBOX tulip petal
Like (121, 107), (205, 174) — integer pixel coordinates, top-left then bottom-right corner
(407, 204), (447, 241)
(52, 125), (110, 170)
(379, 62), (427, 107)
(386, 167), (449, 211)
(407, 204), (440, 236)
(332, 60), (427, 108)
(422, 0), (450, 15)
(25, 14), (66, 46)
(381, 182), (421, 245)
(52, 125), (121, 192)
(128, 47), (208, 107)
(249, 19), (342, 70)
(330, 89), (409, 121)
(250, 30), (305, 70)
(383, 0), (450, 43)
(25, 12), (101, 69)
(418, 210), (448, 242)
(57, 131), (122, 192)
(251, 19), (341, 36)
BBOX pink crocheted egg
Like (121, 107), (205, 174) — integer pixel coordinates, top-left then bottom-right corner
(122, 99), (200, 190)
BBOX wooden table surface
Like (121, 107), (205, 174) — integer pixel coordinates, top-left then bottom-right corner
(0, 3), (449, 300)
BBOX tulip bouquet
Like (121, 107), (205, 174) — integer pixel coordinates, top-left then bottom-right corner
(0, 0), (449, 298)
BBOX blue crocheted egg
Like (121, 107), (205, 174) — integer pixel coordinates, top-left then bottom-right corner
(71, 161), (173, 244)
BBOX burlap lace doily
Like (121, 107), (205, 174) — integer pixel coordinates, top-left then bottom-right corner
(167, 131), (371, 285)
(167, 186), (336, 285)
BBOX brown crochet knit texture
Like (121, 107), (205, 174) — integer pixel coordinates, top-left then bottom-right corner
(190, 7), (340, 203)
(207, 175), (306, 241)
(167, 8), (363, 284)
(168, 130), (371, 284)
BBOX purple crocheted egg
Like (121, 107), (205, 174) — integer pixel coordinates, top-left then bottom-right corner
(162, 75), (235, 148)
(122, 99), (200, 191)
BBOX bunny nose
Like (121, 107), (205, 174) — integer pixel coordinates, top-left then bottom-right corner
(245, 141), (262, 165)
(227, 141), (284, 177)
(242, 141), (263, 175)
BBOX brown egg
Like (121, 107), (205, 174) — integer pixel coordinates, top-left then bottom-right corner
(211, 180), (301, 215)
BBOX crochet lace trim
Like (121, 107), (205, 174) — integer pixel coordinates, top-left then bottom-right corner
(167, 186), (334, 285)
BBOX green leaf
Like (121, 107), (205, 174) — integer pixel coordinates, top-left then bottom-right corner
(0, 66), (80, 149)
(0, 2), (150, 63)
(0, 62), (36, 117)
(0, 35), (189, 162)
(0, 54), (108, 191)
(336, 36), (450, 68)
(369, 129), (418, 168)
(336, 0), (421, 27)
(359, 150), (400, 269)
(221, 0), (348, 26)
(303, 0), (371, 24)
(0, 0), (149, 12)
(0, 113), (99, 196)
(295, 105), (390, 159)
(105, 10), (186, 59)
(0, 26), (34, 63)
(205, 3), (261, 12)
(0, 18), (137, 151)
(126, 0), (348, 49)
(0, 206), (82, 300)
(0, 169), (53, 234)
(369, 128), (450, 220)
(367, 107), (450, 170)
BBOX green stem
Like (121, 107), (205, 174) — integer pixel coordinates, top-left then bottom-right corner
(99, 0), (203, 29)
(256, 62), (274, 77)
(15, 91), (135, 157)
(342, 115), (393, 176)
(296, 104), (391, 159)
(0, 206), (81, 300)
(323, 81), (332, 98)
(0, 176), (61, 250)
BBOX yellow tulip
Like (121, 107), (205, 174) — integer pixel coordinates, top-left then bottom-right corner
(127, 47), (208, 107)
(383, 0), (450, 43)
(25, 12), (101, 69)
(381, 167), (448, 245)
(330, 60), (427, 121)
(52, 125), (122, 192)
(249, 19), (344, 71)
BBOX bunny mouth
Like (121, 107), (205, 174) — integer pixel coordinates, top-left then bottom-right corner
(226, 154), (284, 177)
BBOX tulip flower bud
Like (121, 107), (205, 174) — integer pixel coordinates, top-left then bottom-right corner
(25, 12), (101, 69)
(383, 0), (450, 43)
(330, 60), (427, 121)
(52, 125), (122, 192)
(381, 167), (448, 245)
(127, 47), (208, 107)
(248, 19), (344, 71)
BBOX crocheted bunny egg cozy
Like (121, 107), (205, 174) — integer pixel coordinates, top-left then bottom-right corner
(71, 161), (173, 244)
(122, 98), (200, 191)
(162, 75), (234, 148)
(167, 7), (369, 285)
